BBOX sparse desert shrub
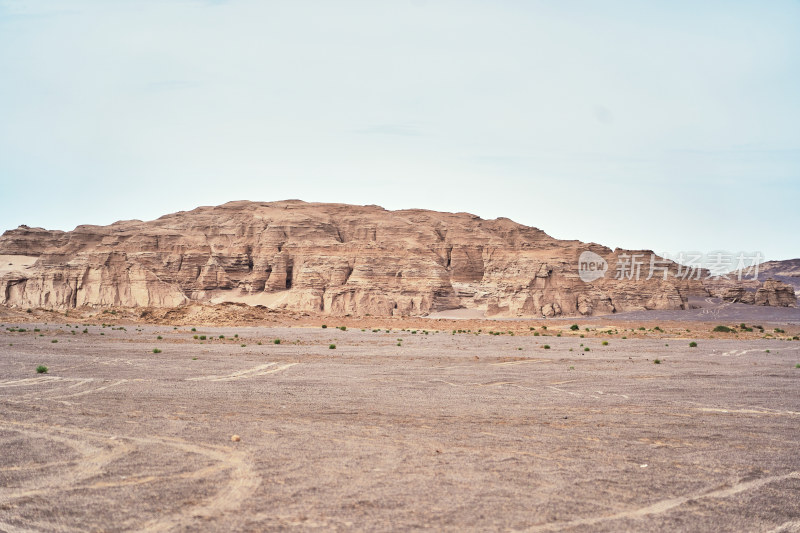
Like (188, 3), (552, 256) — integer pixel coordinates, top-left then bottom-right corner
(219, 335), (225, 339)
(570, 324), (579, 331)
(321, 324), (327, 328)
(191, 327), (197, 332)
(153, 348), (162, 353)
(654, 359), (661, 364)
(584, 347), (590, 352)
(638, 327), (646, 331)
(240, 344), (246, 347)
(339, 326), (347, 331)
(51, 339), (57, 343)
(713, 325), (734, 333)
(689, 341), (697, 348)
(193, 335), (198, 339)
(543, 345), (551, 349)
(157, 335), (163, 340)
(273, 339), (280, 344)
(329, 344), (336, 349)
(199, 335), (207, 340)
(36, 365), (48, 374)
(602, 341), (608, 346)
(774, 328), (785, 334)
(533, 332), (540, 337)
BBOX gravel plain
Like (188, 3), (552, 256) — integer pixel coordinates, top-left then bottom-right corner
(1, 318), (799, 531)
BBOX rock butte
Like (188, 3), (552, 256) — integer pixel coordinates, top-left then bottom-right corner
(0, 200), (793, 317)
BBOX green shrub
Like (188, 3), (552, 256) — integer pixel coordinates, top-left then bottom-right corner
(36, 365), (48, 374)
(51, 339), (57, 343)
(570, 324), (579, 331)
(654, 359), (661, 364)
(543, 345), (550, 349)
(157, 335), (163, 340)
(219, 335), (225, 339)
(199, 335), (207, 340)
(584, 347), (590, 352)
(153, 348), (162, 353)
(329, 344), (336, 349)
(713, 325), (734, 333)
(321, 324), (327, 328)
(689, 341), (697, 348)
(602, 341), (608, 346)
(191, 327), (196, 332)
(774, 328), (785, 334)
(273, 339), (280, 344)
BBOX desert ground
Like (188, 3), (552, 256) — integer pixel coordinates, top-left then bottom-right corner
(1, 305), (799, 531)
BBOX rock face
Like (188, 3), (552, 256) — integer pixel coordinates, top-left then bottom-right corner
(710, 279), (797, 308)
(0, 200), (708, 317)
(755, 279), (797, 307)
(754, 259), (800, 297)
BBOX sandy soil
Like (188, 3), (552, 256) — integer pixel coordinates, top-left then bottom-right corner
(1, 316), (799, 531)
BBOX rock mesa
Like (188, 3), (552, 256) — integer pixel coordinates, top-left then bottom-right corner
(0, 200), (708, 317)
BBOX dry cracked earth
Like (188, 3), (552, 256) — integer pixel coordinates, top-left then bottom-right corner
(1, 316), (800, 532)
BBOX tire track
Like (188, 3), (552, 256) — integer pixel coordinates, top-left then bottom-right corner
(0, 420), (261, 531)
(522, 471), (800, 532)
(187, 362), (297, 382)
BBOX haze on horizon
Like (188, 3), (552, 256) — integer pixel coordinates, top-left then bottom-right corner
(0, 0), (798, 261)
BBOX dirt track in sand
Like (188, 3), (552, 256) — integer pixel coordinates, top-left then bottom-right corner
(1, 319), (800, 531)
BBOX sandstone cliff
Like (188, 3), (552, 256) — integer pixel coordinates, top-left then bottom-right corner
(0, 200), (707, 317)
(712, 278), (797, 307)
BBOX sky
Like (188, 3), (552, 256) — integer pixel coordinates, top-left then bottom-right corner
(1, 0), (798, 261)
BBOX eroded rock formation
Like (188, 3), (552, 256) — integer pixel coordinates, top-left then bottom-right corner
(0, 200), (708, 316)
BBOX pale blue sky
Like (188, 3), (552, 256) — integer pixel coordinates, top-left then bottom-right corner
(1, 0), (798, 260)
